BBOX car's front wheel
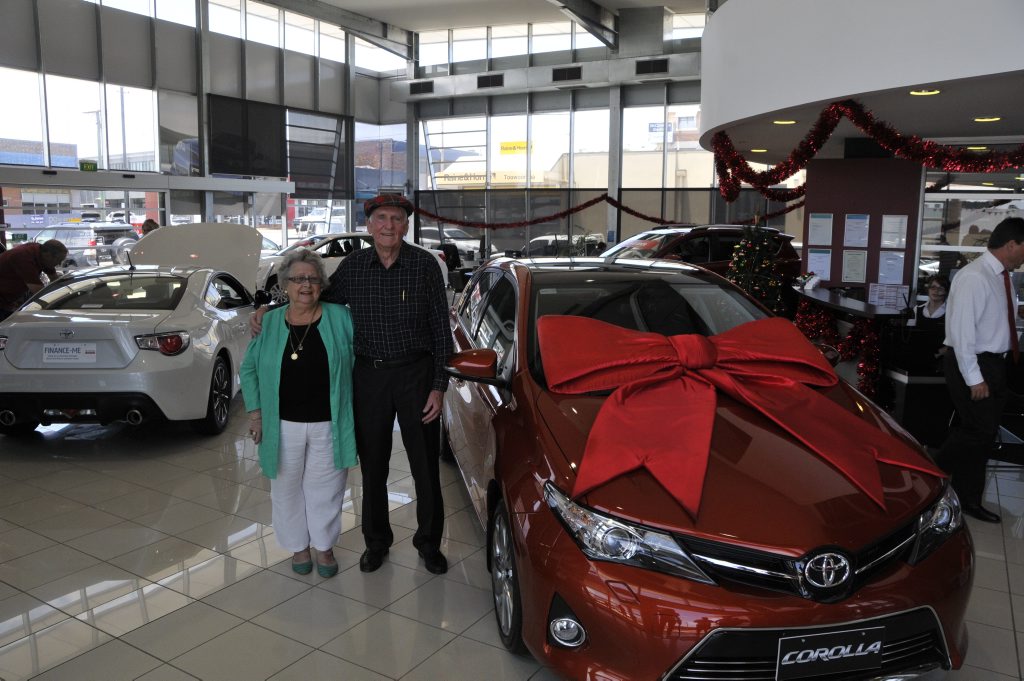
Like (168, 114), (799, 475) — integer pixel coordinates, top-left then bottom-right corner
(266, 276), (288, 305)
(192, 356), (231, 435)
(490, 499), (526, 653)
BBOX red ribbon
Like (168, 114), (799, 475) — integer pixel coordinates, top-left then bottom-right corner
(537, 315), (945, 517)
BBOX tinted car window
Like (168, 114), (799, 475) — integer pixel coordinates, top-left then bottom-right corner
(474, 277), (516, 379)
(711, 235), (742, 261)
(603, 233), (674, 259)
(460, 270), (500, 336)
(24, 275), (187, 311)
(673, 235), (710, 263)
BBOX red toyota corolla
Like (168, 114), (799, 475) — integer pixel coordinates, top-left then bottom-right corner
(441, 257), (973, 681)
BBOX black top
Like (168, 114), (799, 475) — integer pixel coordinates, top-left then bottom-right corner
(279, 318), (332, 422)
(324, 243), (453, 392)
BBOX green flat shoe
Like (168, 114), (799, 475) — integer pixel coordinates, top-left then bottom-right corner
(292, 559), (313, 575)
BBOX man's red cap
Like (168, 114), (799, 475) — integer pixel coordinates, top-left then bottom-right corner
(364, 193), (413, 217)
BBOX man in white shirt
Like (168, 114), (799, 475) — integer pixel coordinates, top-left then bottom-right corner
(936, 217), (1024, 523)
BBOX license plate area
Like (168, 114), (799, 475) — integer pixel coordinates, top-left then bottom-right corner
(776, 626), (884, 680)
(42, 342), (97, 364)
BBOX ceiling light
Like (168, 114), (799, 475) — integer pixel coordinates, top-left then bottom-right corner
(772, 120), (796, 125)
(750, 149), (767, 153)
(974, 116), (1001, 123)
(909, 89), (941, 96)
(966, 146), (988, 151)
(1016, 175), (1024, 181)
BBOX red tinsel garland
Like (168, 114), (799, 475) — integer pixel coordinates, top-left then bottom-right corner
(793, 300), (880, 396)
(713, 98), (1024, 202)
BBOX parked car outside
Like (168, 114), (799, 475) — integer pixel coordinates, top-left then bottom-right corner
(441, 256), (972, 680)
(603, 224), (801, 280)
(257, 232), (448, 304)
(520, 232), (604, 257)
(33, 222), (139, 267)
(418, 225), (482, 267)
(0, 223), (262, 436)
(293, 205), (346, 234)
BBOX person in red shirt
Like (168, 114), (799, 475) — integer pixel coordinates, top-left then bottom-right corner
(0, 240), (67, 320)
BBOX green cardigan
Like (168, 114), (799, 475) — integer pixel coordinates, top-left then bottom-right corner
(239, 302), (357, 478)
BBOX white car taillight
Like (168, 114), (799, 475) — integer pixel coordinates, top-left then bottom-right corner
(135, 332), (190, 356)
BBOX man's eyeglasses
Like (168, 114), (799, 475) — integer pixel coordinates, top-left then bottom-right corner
(287, 276), (322, 285)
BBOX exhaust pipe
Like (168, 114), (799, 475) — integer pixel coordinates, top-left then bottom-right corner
(125, 409), (144, 426)
(0, 410), (16, 426)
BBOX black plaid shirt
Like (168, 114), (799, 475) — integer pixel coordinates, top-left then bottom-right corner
(324, 243), (453, 392)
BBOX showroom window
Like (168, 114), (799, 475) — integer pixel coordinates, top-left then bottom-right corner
(572, 109), (609, 188)
(422, 117), (488, 190)
(106, 84), (158, 172)
(156, 0), (196, 27)
(0, 67), (45, 166)
(246, 1), (281, 47)
(531, 112), (570, 188)
(285, 12), (315, 55)
(45, 75), (105, 169)
(491, 25), (528, 58)
(159, 90), (199, 176)
(319, 24), (346, 63)
(531, 22), (571, 53)
(488, 116), (528, 188)
(574, 24), (604, 49)
(419, 31), (449, 67)
(209, 0), (242, 38)
(354, 38), (407, 74)
(99, 0), (151, 17)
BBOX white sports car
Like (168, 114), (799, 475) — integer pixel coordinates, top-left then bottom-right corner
(0, 223), (261, 437)
(257, 231), (449, 304)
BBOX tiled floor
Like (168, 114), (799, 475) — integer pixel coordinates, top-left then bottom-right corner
(0, 401), (1021, 680)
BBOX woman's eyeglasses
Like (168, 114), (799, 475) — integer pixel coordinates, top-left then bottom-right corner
(287, 276), (322, 285)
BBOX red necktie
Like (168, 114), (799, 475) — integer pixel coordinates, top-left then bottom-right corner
(1003, 269), (1019, 363)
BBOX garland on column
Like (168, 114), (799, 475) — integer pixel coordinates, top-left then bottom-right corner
(712, 98), (1024, 202)
(793, 301), (881, 396)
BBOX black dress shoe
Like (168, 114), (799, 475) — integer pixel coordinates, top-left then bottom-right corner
(418, 548), (448, 575)
(359, 548), (388, 572)
(963, 503), (1001, 523)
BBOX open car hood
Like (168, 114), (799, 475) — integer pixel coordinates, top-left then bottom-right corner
(535, 382), (942, 553)
(128, 223), (261, 289)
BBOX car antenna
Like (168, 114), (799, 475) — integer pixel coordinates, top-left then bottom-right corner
(126, 248), (135, 271)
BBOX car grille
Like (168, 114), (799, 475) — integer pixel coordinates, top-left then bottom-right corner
(665, 608), (947, 681)
(678, 519), (919, 602)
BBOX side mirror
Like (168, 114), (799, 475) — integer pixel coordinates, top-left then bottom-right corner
(253, 289), (271, 309)
(444, 348), (509, 388)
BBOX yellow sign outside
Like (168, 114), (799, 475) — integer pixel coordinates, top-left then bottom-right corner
(500, 141), (531, 155)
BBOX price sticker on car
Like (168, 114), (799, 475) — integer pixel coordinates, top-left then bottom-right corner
(776, 626), (884, 680)
(42, 343), (97, 364)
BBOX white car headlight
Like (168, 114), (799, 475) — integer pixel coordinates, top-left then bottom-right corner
(544, 482), (713, 583)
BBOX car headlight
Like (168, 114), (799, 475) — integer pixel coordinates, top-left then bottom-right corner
(544, 482), (713, 583)
(909, 484), (963, 564)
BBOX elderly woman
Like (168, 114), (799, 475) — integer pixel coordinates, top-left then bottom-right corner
(240, 249), (356, 578)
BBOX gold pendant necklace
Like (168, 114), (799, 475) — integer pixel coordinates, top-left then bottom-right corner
(287, 306), (318, 360)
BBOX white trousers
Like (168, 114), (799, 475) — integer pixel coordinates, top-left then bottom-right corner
(272, 420), (347, 553)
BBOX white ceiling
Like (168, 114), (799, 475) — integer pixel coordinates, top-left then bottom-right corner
(312, 0), (705, 32)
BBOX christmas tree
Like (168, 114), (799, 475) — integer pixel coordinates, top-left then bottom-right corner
(725, 221), (787, 315)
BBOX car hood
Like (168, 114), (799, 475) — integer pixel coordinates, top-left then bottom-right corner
(535, 382), (942, 553)
(129, 223), (261, 289)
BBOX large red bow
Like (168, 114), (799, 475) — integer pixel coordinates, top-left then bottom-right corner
(537, 315), (944, 517)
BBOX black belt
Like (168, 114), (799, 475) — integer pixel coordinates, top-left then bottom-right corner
(978, 351), (1008, 359)
(355, 352), (429, 369)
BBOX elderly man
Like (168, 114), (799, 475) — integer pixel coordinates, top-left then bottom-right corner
(251, 194), (453, 574)
(0, 239), (67, 321)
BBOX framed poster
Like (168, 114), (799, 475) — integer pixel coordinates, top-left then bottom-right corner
(842, 250), (867, 283)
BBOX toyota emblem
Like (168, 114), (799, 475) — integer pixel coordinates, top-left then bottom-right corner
(59, 329), (74, 339)
(804, 552), (851, 589)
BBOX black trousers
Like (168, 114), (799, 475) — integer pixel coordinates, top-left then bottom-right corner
(935, 351), (1009, 504)
(353, 356), (444, 553)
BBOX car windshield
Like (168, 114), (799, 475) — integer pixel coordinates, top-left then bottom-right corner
(444, 228), (473, 240)
(528, 273), (764, 384)
(23, 274), (187, 311)
(602, 234), (675, 259)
